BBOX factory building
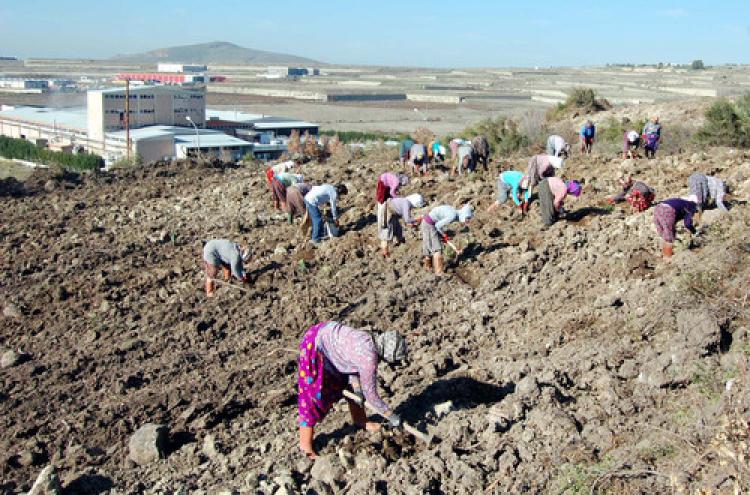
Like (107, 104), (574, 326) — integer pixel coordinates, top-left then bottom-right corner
(157, 63), (207, 73)
(265, 66), (320, 79)
(0, 84), (316, 165)
(0, 78), (49, 93)
(115, 73), (207, 85)
(87, 85), (206, 142)
(205, 109), (319, 139)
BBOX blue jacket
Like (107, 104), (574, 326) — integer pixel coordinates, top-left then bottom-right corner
(580, 125), (596, 138)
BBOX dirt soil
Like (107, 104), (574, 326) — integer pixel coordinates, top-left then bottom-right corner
(2, 127), (750, 494)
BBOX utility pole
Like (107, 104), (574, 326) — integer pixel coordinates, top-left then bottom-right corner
(125, 78), (131, 162)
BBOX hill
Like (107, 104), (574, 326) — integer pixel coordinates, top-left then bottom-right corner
(112, 41), (321, 66)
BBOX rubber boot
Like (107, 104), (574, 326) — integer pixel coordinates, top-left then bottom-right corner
(422, 256), (432, 271)
(662, 243), (673, 259)
(222, 266), (231, 281)
(433, 253), (445, 277)
(299, 426), (316, 459)
(205, 279), (215, 298)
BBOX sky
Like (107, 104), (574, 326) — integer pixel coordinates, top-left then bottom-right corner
(1, 0), (749, 68)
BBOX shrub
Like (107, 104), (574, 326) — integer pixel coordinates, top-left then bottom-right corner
(0, 135), (103, 171)
(318, 129), (408, 143)
(461, 116), (530, 156)
(302, 130), (322, 161)
(411, 127), (434, 146)
(363, 140), (399, 162)
(599, 117), (647, 144)
(546, 87), (611, 121)
(694, 96), (750, 148)
(110, 154), (143, 169)
(286, 129), (302, 154)
(691, 59), (706, 70)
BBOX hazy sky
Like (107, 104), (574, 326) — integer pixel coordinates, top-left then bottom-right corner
(1, 0), (748, 68)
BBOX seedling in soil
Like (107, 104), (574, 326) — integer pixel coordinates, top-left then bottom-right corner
(297, 260), (308, 273)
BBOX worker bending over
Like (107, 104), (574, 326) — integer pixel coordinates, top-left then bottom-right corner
(202, 239), (251, 297)
(420, 204), (473, 276)
(298, 321), (407, 459)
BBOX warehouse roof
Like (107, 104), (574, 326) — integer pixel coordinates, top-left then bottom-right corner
(174, 133), (253, 149)
(0, 105), (87, 131)
(206, 109), (317, 129)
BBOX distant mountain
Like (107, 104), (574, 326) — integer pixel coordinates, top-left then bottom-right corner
(112, 41), (321, 66)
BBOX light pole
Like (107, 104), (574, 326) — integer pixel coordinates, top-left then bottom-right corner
(186, 115), (200, 158)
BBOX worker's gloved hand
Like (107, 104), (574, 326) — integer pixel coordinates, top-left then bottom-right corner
(442, 234), (450, 242)
(387, 413), (401, 428)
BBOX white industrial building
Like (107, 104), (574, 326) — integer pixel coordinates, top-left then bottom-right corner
(0, 84), (314, 165)
(87, 85), (206, 142)
(265, 66), (320, 79)
(157, 63), (208, 73)
(0, 78), (49, 93)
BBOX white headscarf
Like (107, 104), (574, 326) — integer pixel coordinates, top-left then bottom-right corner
(406, 193), (424, 208)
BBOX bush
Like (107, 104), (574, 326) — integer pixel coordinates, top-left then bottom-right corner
(461, 116), (530, 156)
(691, 59), (706, 70)
(0, 135), (104, 171)
(319, 129), (408, 143)
(599, 117), (647, 144)
(287, 130), (302, 154)
(363, 140), (399, 162)
(694, 96), (750, 148)
(411, 127), (434, 146)
(546, 87), (611, 121)
(302, 130), (323, 161)
(109, 154), (143, 169)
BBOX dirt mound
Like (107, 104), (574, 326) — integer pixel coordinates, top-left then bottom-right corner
(1, 141), (750, 493)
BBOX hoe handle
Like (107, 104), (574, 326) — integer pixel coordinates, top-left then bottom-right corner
(342, 390), (432, 444)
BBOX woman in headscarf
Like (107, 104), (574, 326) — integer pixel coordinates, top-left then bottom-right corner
(622, 130), (641, 159)
(688, 172), (729, 212)
(202, 239), (251, 297)
(376, 172), (409, 251)
(420, 204), (473, 276)
(378, 193), (424, 257)
(488, 170), (531, 213)
(653, 196), (698, 259)
(538, 178), (582, 226)
(525, 154), (563, 190)
(546, 135), (571, 158)
(580, 119), (596, 154)
(376, 172), (409, 205)
(642, 116), (662, 159)
(609, 176), (655, 212)
(266, 168), (287, 210)
(284, 182), (312, 224)
(297, 322), (407, 459)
